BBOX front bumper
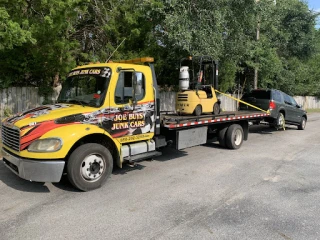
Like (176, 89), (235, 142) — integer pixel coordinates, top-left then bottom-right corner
(1, 148), (65, 183)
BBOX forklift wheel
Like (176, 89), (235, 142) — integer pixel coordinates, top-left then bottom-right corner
(194, 105), (202, 116)
(213, 103), (220, 115)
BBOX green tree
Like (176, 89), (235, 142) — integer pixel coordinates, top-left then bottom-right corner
(0, 6), (35, 50)
(0, 0), (82, 93)
(242, 0), (317, 94)
(1, 0), (319, 98)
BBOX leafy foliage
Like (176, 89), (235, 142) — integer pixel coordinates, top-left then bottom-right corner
(0, 0), (319, 96)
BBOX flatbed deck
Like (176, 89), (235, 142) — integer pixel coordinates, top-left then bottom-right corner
(161, 111), (269, 129)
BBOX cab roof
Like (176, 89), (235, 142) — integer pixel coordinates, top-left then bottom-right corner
(72, 57), (154, 71)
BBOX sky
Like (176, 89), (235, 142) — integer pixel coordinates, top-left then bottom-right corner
(306, 0), (320, 12)
(306, 0), (320, 28)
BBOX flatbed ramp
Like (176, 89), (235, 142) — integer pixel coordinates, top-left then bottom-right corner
(161, 111), (269, 129)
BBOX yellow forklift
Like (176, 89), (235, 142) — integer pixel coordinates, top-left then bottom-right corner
(176, 56), (220, 116)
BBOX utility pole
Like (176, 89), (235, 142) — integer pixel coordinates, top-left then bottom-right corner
(254, 0), (260, 89)
(254, 0), (276, 89)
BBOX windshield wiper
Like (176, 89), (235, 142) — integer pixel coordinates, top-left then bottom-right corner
(68, 99), (87, 107)
(58, 99), (86, 107)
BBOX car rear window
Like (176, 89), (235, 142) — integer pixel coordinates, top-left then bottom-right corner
(272, 90), (282, 102)
(242, 90), (271, 99)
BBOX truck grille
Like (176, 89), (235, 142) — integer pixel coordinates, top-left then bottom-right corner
(178, 94), (188, 102)
(1, 124), (20, 152)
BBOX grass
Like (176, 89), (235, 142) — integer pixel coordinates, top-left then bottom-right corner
(306, 109), (320, 113)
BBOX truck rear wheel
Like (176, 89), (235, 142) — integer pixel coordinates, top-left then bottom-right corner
(225, 124), (244, 149)
(67, 143), (113, 191)
(218, 126), (228, 148)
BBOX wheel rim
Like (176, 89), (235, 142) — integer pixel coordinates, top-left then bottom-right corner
(302, 119), (306, 129)
(234, 129), (242, 146)
(278, 114), (284, 126)
(80, 154), (105, 182)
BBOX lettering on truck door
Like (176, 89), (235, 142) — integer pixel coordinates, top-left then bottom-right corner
(108, 69), (155, 143)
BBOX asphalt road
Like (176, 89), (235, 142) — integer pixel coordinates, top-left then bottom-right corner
(1, 113), (320, 240)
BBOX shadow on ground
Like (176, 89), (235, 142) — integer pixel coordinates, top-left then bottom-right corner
(0, 160), (80, 193)
(249, 124), (297, 134)
(0, 147), (189, 192)
(0, 161), (51, 192)
(113, 147), (188, 175)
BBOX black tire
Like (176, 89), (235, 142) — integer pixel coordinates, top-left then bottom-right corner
(218, 126), (228, 148)
(213, 102), (220, 115)
(67, 143), (113, 191)
(194, 105), (202, 116)
(298, 116), (306, 130)
(225, 124), (244, 149)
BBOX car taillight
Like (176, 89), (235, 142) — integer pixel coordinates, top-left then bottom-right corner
(269, 100), (276, 110)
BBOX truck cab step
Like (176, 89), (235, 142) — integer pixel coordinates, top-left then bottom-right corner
(124, 151), (162, 163)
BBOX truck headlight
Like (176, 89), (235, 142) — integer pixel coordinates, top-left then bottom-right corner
(28, 138), (62, 152)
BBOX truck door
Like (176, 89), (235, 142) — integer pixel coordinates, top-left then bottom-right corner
(107, 68), (156, 143)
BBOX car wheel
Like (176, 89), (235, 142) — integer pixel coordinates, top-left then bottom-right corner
(275, 112), (285, 130)
(194, 105), (202, 116)
(298, 116), (306, 130)
(67, 143), (113, 191)
(213, 103), (220, 115)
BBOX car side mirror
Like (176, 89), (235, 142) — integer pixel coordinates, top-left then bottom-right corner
(296, 104), (302, 108)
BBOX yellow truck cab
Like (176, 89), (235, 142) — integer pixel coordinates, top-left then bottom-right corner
(1, 57), (162, 191)
(1, 57), (269, 191)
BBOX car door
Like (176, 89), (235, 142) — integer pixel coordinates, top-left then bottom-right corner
(283, 93), (296, 122)
(289, 96), (302, 123)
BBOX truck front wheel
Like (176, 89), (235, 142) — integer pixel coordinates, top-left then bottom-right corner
(67, 143), (113, 191)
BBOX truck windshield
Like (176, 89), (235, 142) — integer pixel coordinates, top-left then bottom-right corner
(58, 67), (112, 107)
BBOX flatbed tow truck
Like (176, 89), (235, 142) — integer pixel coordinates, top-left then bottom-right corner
(1, 57), (268, 191)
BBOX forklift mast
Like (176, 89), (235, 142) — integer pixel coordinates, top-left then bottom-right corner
(179, 56), (219, 90)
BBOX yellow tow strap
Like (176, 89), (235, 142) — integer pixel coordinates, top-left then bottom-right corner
(214, 89), (286, 130)
(214, 89), (269, 114)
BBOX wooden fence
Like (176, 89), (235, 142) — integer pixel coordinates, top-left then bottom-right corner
(0, 87), (43, 118)
(1, 87), (320, 119)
